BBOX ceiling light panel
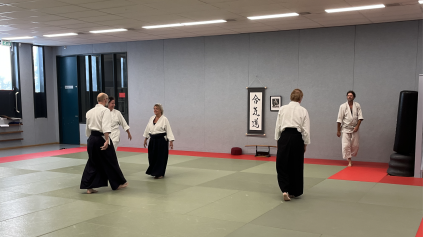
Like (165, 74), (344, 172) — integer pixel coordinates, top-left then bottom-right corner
(143, 20), (226, 29)
(325, 4), (385, 13)
(247, 13), (299, 20)
(89, 28), (128, 33)
(3, 36), (34, 40)
(44, 33), (78, 37)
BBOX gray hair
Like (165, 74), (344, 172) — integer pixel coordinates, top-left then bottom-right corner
(154, 104), (163, 115)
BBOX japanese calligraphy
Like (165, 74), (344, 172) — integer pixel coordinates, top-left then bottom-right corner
(252, 94), (260, 104)
(253, 107), (260, 116)
(251, 118), (260, 128)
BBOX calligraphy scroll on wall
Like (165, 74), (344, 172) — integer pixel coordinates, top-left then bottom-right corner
(247, 87), (265, 135)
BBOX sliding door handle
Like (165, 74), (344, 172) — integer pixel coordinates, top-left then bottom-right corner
(15, 92), (20, 113)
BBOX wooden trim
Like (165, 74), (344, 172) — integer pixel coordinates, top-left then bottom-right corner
(0, 142), (59, 150)
(0, 138), (23, 142)
(245, 145), (277, 148)
(0, 131), (23, 135)
(3, 123), (23, 127)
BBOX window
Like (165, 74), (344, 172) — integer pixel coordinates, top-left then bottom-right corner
(77, 53), (128, 123)
(0, 43), (21, 118)
(0, 46), (12, 90)
(32, 46), (47, 118)
(115, 53), (128, 122)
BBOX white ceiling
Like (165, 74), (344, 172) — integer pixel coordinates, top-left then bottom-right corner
(0, 0), (421, 46)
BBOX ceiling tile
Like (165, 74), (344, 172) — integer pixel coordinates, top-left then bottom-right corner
(62, 22), (105, 30)
(44, 19), (85, 26)
(37, 6), (91, 14)
(58, 0), (105, 4)
(178, 9), (242, 21)
(0, 5), (27, 13)
(78, 14), (124, 23)
(58, 10), (108, 18)
(99, 4), (157, 14)
(78, 0), (137, 10)
(11, 0), (70, 10)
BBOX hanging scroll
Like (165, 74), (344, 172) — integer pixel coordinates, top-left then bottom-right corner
(247, 87), (265, 135)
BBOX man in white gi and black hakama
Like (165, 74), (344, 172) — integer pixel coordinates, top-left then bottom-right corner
(337, 90), (364, 167)
(143, 104), (175, 179)
(275, 89), (310, 201)
(80, 93), (128, 194)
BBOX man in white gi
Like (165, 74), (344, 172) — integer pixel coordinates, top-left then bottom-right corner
(80, 93), (128, 194)
(337, 91), (363, 167)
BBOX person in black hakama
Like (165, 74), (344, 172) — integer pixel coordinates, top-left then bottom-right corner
(274, 89), (310, 201)
(143, 104), (175, 179)
(80, 93), (128, 194)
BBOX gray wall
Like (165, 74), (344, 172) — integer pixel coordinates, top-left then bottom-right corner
(53, 20), (421, 163)
(0, 44), (59, 149)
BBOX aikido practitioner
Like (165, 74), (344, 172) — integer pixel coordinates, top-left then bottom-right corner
(275, 89), (310, 201)
(80, 93), (128, 194)
(107, 96), (132, 152)
(143, 104), (175, 179)
(337, 90), (363, 167)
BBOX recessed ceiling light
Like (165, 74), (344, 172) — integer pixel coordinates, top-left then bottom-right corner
(183, 20), (226, 26)
(247, 13), (299, 20)
(89, 28), (127, 33)
(3, 36), (34, 40)
(325, 4), (385, 13)
(44, 33), (78, 37)
(143, 23), (183, 29)
(419, 1), (423, 4)
(143, 20), (227, 29)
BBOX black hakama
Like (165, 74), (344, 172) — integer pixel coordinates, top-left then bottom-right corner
(80, 131), (127, 190)
(276, 128), (305, 197)
(146, 133), (169, 177)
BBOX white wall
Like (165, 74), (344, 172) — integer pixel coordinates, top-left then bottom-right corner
(53, 20), (421, 163)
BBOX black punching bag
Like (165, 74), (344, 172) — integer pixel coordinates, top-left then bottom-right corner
(388, 91), (418, 177)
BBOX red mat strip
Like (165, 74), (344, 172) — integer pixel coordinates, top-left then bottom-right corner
(416, 218), (423, 237)
(1, 146), (422, 187)
(0, 147), (87, 164)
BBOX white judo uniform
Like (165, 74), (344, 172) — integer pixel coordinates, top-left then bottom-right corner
(109, 109), (130, 152)
(337, 101), (363, 160)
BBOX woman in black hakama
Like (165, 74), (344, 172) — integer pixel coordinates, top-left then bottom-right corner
(143, 104), (175, 179)
(275, 89), (310, 201)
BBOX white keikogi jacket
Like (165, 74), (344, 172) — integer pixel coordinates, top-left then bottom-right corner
(109, 109), (130, 144)
(85, 104), (112, 143)
(337, 101), (364, 133)
(143, 115), (175, 141)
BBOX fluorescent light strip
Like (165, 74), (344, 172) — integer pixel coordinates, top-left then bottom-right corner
(143, 20), (226, 29)
(44, 33), (78, 37)
(419, 1), (423, 4)
(248, 13), (299, 20)
(3, 36), (34, 40)
(183, 20), (226, 25)
(143, 23), (183, 29)
(325, 4), (385, 13)
(90, 28), (127, 33)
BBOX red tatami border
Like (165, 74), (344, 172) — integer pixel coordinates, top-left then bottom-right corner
(1, 146), (422, 186)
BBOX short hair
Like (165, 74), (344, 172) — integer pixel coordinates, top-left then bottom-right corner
(346, 90), (356, 98)
(108, 97), (115, 103)
(290, 89), (303, 102)
(97, 93), (108, 102)
(154, 103), (163, 115)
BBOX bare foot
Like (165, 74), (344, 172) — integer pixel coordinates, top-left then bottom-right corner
(283, 192), (291, 201)
(154, 176), (164, 179)
(87, 189), (98, 194)
(118, 182), (128, 190)
(348, 158), (352, 167)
